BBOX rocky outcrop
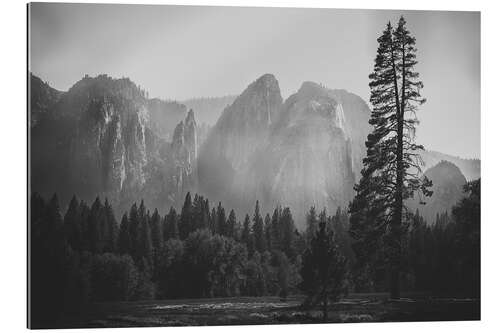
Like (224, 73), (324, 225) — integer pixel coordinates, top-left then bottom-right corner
(31, 73), (478, 227)
(197, 74), (283, 205)
(408, 160), (467, 223)
(171, 109), (198, 196)
(261, 82), (355, 222)
(182, 95), (237, 126)
(31, 75), (154, 203)
(30, 74), (198, 214)
(29, 73), (62, 127)
(147, 98), (186, 140)
(328, 89), (371, 180)
(419, 150), (480, 181)
(197, 77), (358, 228)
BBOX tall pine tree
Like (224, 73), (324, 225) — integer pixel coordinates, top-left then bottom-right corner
(349, 17), (432, 298)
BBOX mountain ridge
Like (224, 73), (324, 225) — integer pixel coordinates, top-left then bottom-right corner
(29, 73), (480, 223)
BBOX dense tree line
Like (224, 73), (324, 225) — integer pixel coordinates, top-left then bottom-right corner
(405, 180), (480, 297)
(348, 179), (481, 297)
(30, 177), (479, 327)
(31, 193), (311, 326)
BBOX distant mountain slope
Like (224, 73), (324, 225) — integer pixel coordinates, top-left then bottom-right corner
(408, 160), (467, 223)
(197, 76), (364, 228)
(263, 82), (355, 221)
(197, 74), (283, 213)
(327, 89), (371, 180)
(29, 73), (63, 127)
(30, 74), (197, 214)
(420, 150), (480, 181)
(182, 95), (237, 126)
(147, 98), (187, 140)
(29, 73), (480, 225)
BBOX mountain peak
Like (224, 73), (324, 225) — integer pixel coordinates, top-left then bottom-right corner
(297, 81), (328, 97)
(216, 73), (282, 127)
(408, 159), (467, 223)
(241, 73), (280, 99)
(255, 73), (278, 85)
(425, 160), (466, 185)
(186, 108), (196, 124)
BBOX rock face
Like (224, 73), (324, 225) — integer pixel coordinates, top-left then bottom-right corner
(30, 74), (196, 213)
(32, 74), (154, 202)
(328, 89), (371, 180)
(198, 76), (359, 228)
(408, 160), (467, 223)
(197, 74), (283, 208)
(30, 73), (479, 227)
(263, 82), (355, 221)
(29, 73), (62, 127)
(419, 150), (480, 181)
(171, 109), (198, 196)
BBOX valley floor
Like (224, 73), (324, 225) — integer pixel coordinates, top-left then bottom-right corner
(58, 293), (479, 328)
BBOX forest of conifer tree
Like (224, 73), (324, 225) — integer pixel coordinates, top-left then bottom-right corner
(30, 179), (480, 327)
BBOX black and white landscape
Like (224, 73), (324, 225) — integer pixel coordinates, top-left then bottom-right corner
(28, 3), (480, 329)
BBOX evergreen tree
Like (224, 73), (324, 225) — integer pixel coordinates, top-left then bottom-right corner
(242, 214), (254, 257)
(264, 213), (272, 250)
(164, 207), (179, 240)
(150, 208), (163, 250)
(31, 193), (69, 326)
(200, 198), (210, 230)
(64, 195), (82, 251)
(215, 202), (226, 235)
(306, 206), (318, 243)
(180, 192), (193, 239)
(118, 214), (131, 255)
(227, 209), (237, 239)
(128, 203), (140, 259)
(88, 197), (105, 253)
(349, 17), (432, 298)
(138, 200), (147, 220)
(300, 220), (347, 321)
(209, 207), (217, 234)
(137, 213), (153, 272)
(252, 201), (266, 253)
(192, 194), (209, 231)
(452, 179), (480, 297)
(280, 207), (296, 258)
(103, 198), (117, 253)
(270, 206), (282, 250)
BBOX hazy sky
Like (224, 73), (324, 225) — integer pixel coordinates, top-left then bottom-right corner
(29, 3), (480, 159)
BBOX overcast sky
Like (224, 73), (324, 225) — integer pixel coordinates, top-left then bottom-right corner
(29, 3), (480, 159)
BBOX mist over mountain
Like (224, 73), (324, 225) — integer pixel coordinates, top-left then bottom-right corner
(262, 82), (356, 221)
(419, 150), (480, 181)
(30, 73), (480, 226)
(147, 98), (187, 140)
(197, 76), (364, 227)
(182, 95), (237, 126)
(197, 74), (283, 213)
(30, 74), (197, 213)
(408, 160), (467, 223)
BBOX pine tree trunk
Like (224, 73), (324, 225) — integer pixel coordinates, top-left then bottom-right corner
(390, 39), (404, 300)
(391, 88), (404, 301)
